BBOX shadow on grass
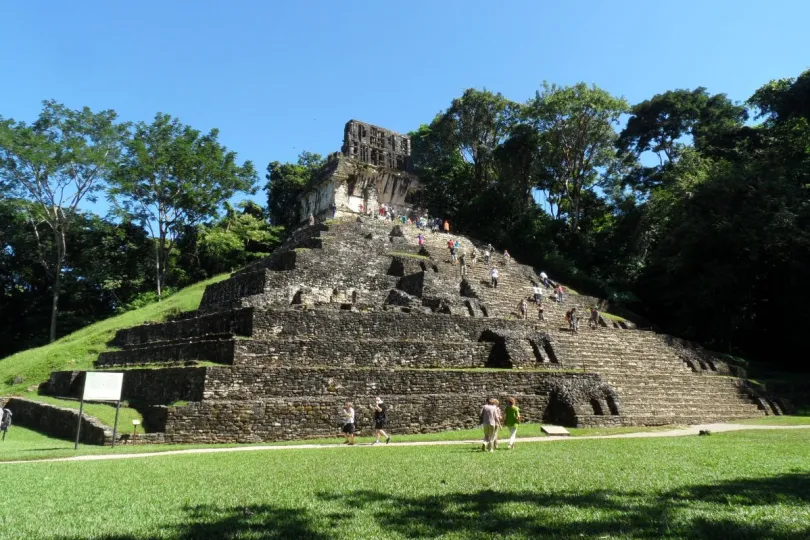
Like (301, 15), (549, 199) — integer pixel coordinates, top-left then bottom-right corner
(55, 473), (810, 539)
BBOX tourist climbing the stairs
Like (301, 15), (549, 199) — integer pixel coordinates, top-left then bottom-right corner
(470, 248), (478, 267)
(459, 251), (468, 276)
(342, 401), (356, 445)
(518, 299), (528, 320)
(443, 219), (450, 233)
(505, 397), (521, 450)
(372, 396), (391, 445)
(417, 233), (425, 248)
(538, 299), (546, 321)
(540, 271), (550, 288)
(566, 308), (579, 333)
(533, 284), (543, 304)
(448, 239), (457, 264)
(503, 249), (511, 264)
(589, 305), (600, 329)
(490, 266), (499, 288)
(556, 284), (565, 303)
(485, 244), (494, 265)
(479, 398), (502, 452)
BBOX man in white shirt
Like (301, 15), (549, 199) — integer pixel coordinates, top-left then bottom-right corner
(490, 267), (499, 288)
(533, 284), (542, 303)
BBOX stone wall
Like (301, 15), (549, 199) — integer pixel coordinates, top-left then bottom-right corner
(234, 339), (492, 368)
(43, 368), (206, 404)
(200, 270), (268, 309)
(4, 397), (111, 445)
(165, 392), (576, 444)
(96, 340), (236, 367)
(201, 367), (598, 401)
(111, 308), (253, 347)
(251, 308), (533, 342)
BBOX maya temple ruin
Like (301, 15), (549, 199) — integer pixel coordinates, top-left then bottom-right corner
(7, 120), (789, 444)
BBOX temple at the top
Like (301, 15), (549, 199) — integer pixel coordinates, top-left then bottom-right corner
(298, 120), (422, 222)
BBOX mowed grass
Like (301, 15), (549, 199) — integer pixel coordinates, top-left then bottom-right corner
(735, 415), (810, 426)
(0, 274), (228, 395)
(0, 429), (808, 539)
(0, 424), (674, 462)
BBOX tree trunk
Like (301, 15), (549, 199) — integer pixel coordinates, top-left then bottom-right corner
(49, 266), (61, 343)
(154, 235), (162, 300)
(49, 226), (66, 343)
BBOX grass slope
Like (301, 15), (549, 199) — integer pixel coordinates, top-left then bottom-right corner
(0, 274), (228, 395)
(0, 429), (808, 539)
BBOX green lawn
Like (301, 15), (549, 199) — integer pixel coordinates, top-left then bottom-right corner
(0, 274), (228, 395)
(0, 429), (808, 539)
(735, 415), (810, 426)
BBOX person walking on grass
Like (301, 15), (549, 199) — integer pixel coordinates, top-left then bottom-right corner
(505, 397), (521, 450)
(372, 397), (391, 445)
(342, 401), (356, 445)
(479, 398), (502, 452)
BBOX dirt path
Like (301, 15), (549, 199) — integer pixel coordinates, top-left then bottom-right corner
(4, 423), (809, 465)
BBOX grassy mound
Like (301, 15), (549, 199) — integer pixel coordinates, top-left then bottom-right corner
(0, 274), (228, 395)
(1, 429), (808, 539)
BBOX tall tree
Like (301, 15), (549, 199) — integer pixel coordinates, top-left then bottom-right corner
(432, 89), (519, 187)
(0, 101), (126, 341)
(264, 151), (324, 230)
(110, 113), (257, 298)
(526, 83), (628, 232)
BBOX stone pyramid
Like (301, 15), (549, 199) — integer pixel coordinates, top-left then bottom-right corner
(42, 217), (785, 443)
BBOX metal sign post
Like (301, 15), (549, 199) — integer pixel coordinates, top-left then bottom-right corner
(74, 392), (85, 451)
(111, 400), (121, 448)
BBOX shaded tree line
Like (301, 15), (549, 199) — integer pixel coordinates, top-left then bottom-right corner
(0, 105), (280, 357)
(401, 71), (809, 370)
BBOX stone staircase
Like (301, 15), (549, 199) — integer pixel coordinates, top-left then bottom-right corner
(549, 328), (780, 423)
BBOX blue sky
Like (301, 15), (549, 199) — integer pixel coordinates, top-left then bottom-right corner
(2, 0), (809, 211)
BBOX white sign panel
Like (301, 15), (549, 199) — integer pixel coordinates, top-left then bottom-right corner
(83, 372), (124, 401)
